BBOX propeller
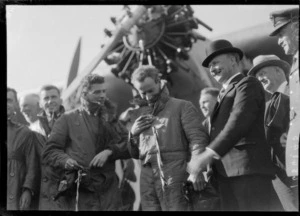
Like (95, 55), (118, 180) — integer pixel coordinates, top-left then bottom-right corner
(103, 5), (210, 85)
(62, 5), (213, 110)
(62, 5), (148, 109)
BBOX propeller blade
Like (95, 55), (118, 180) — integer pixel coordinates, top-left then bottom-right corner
(62, 5), (148, 102)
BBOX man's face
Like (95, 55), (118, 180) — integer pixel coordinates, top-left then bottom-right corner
(40, 89), (62, 115)
(85, 83), (107, 105)
(199, 93), (218, 118)
(20, 96), (40, 123)
(208, 54), (235, 85)
(277, 24), (298, 55)
(255, 66), (282, 93)
(7, 91), (16, 118)
(133, 77), (160, 104)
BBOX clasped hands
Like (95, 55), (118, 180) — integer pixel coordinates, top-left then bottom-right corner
(186, 149), (215, 191)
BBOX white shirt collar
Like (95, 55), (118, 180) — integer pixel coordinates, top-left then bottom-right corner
(294, 51), (299, 61)
(277, 81), (288, 94)
(29, 120), (45, 136)
(222, 73), (241, 90)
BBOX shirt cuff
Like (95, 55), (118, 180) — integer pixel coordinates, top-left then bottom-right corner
(206, 147), (221, 160)
(129, 132), (139, 145)
(22, 187), (34, 196)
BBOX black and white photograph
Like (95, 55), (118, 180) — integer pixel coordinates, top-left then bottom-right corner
(2, 2), (299, 213)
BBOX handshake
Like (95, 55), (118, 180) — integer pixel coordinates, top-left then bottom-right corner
(187, 148), (216, 176)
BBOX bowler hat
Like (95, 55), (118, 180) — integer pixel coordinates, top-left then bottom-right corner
(247, 55), (290, 77)
(269, 7), (299, 36)
(202, 39), (243, 68)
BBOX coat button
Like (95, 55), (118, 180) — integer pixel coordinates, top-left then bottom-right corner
(9, 195), (14, 200)
(211, 127), (215, 131)
(10, 173), (15, 177)
(42, 177), (48, 182)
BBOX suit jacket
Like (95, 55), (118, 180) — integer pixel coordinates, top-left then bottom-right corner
(264, 92), (294, 185)
(209, 73), (275, 178)
(286, 52), (299, 177)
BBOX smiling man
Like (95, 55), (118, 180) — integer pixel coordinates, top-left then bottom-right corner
(19, 93), (42, 129)
(269, 8), (299, 180)
(269, 7), (299, 211)
(188, 39), (275, 211)
(38, 85), (65, 137)
(248, 54), (297, 211)
(199, 87), (219, 119)
(248, 55), (290, 96)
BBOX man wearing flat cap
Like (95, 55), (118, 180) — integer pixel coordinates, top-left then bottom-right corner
(269, 7), (299, 193)
(249, 55), (298, 211)
(187, 39), (275, 211)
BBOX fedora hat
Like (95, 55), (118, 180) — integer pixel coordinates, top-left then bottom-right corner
(247, 55), (290, 77)
(269, 8), (299, 36)
(202, 39), (243, 68)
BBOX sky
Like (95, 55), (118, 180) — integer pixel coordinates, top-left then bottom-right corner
(6, 4), (298, 97)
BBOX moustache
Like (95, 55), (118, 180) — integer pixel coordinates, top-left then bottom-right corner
(147, 94), (160, 104)
(212, 70), (221, 76)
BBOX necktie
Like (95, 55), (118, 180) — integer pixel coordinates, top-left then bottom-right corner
(217, 87), (226, 102)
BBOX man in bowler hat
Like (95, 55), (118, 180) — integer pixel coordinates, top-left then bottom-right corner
(269, 7), (299, 182)
(248, 55), (298, 211)
(187, 39), (275, 211)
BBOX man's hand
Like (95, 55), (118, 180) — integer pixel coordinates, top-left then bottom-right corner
(65, 158), (81, 170)
(130, 115), (155, 137)
(89, 149), (112, 168)
(19, 189), (32, 210)
(187, 172), (207, 191)
(280, 132), (287, 148)
(187, 149), (215, 176)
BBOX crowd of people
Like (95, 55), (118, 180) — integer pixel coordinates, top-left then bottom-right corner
(6, 7), (299, 211)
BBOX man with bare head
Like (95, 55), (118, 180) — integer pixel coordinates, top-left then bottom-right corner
(7, 87), (28, 126)
(199, 87), (219, 119)
(128, 65), (208, 211)
(36, 85), (65, 210)
(7, 87), (40, 210)
(19, 93), (42, 130)
(38, 85), (64, 137)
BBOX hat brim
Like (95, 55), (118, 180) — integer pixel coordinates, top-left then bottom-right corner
(269, 21), (290, 36)
(202, 47), (244, 68)
(247, 59), (290, 78)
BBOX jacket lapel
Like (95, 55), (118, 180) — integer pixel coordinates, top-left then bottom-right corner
(210, 73), (244, 122)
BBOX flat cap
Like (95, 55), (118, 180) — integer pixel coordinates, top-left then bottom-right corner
(269, 7), (299, 36)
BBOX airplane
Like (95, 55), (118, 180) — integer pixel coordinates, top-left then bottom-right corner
(57, 6), (295, 211)
(15, 5), (295, 211)
(61, 5), (292, 120)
